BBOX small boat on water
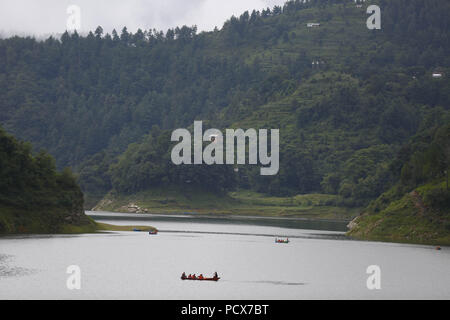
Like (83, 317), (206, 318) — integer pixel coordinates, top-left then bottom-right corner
(181, 273), (220, 281)
(181, 276), (220, 281)
(275, 238), (290, 243)
(149, 230), (158, 235)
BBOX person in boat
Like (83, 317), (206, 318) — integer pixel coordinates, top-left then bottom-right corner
(188, 274), (192, 279)
(182, 272), (186, 279)
(198, 274), (204, 280)
(192, 274), (197, 280)
(213, 272), (218, 279)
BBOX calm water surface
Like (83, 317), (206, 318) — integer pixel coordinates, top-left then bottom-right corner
(0, 211), (449, 299)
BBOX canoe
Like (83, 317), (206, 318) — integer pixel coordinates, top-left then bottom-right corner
(275, 239), (290, 243)
(181, 276), (220, 281)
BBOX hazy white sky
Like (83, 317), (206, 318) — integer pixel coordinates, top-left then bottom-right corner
(0, 0), (287, 37)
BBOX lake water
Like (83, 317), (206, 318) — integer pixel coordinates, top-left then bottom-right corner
(0, 211), (449, 300)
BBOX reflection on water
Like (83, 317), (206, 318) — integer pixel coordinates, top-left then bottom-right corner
(236, 280), (306, 286)
(158, 229), (347, 241)
(89, 212), (350, 232)
(0, 254), (36, 278)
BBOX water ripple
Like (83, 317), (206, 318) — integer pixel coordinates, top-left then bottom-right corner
(226, 279), (306, 286)
(0, 254), (37, 278)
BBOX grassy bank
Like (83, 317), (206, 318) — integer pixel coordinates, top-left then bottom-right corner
(96, 222), (157, 232)
(0, 207), (156, 235)
(92, 188), (361, 220)
(0, 205), (98, 235)
(348, 182), (450, 246)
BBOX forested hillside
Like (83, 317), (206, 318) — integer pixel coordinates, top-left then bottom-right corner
(0, 0), (449, 215)
(0, 127), (95, 233)
(348, 123), (450, 244)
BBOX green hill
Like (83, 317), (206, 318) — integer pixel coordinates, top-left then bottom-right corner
(348, 124), (450, 245)
(0, 127), (96, 234)
(347, 185), (450, 245)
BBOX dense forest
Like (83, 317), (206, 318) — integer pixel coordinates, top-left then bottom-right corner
(0, 127), (95, 233)
(0, 0), (449, 214)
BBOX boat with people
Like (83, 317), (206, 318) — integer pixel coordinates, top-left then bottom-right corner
(181, 272), (220, 281)
(275, 238), (290, 243)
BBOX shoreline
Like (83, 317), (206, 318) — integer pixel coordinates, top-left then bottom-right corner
(88, 211), (450, 247)
(87, 210), (353, 224)
(1, 212), (447, 247)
